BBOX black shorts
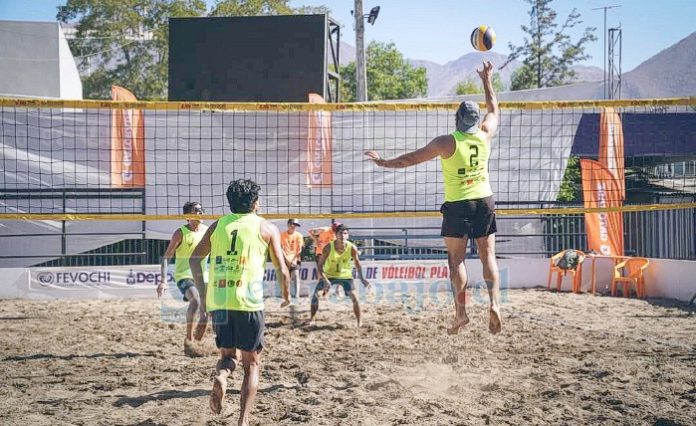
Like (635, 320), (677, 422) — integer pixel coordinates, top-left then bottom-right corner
(440, 196), (497, 239)
(176, 278), (195, 301)
(315, 278), (355, 294)
(211, 310), (265, 352)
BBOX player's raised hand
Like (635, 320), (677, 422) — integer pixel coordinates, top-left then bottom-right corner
(476, 61), (494, 81)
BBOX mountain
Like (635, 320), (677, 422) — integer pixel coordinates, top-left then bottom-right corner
(409, 52), (517, 98)
(571, 65), (605, 84)
(339, 42), (356, 65)
(338, 31), (695, 99)
(338, 42), (602, 98)
(621, 31), (696, 98)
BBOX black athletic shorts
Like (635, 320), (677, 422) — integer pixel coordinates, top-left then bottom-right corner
(211, 310), (265, 352)
(440, 196), (497, 239)
(176, 278), (195, 301)
(316, 278), (354, 294)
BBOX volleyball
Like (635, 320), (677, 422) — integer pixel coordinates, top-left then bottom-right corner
(470, 25), (496, 51)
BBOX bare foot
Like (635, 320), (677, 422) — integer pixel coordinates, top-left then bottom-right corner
(210, 374), (226, 414)
(447, 315), (470, 335)
(489, 306), (502, 335)
(193, 322), (207, 341)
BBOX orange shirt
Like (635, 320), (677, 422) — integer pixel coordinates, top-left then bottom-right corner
(280, 230), (304, 260)
(315, 228), (336, 255)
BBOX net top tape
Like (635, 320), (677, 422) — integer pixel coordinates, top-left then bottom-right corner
(2, 202), (695, 221)
(0, 97), (694, 112)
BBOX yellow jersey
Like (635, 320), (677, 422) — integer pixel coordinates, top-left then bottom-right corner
(441, 129), (493, 201)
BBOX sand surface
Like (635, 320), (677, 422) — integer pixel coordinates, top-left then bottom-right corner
(1, 289), (695, 425)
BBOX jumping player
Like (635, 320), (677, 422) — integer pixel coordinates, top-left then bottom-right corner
(365, 61), (502, 335)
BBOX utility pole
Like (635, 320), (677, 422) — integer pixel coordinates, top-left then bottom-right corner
(592, 5), (621, 99)
(355, 0), (367, 101)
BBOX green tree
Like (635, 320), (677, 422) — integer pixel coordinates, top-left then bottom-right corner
(340, 41), (427, 101)
(60, 0), (208, 100)
(454, 73), (505, 95)
(59, 0), (328, 100)
(557, 156), (581, 202)
(455, 78), (481, 95)
(209, 0), (292, 16)
(502, 0), (596, 90)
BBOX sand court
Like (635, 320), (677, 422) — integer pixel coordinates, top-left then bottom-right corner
(1, 288), (695, 425)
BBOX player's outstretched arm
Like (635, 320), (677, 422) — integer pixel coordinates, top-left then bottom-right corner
(263, 220), (291, 307)
(365, 135), (449, 168)
(158, 229), (182, 297)
(477, 60), (499, 141)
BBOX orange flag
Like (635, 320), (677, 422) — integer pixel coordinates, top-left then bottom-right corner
(305, 93), (333, 187)
(111, 86), (145, 187)
(580, 159), (624, 256)
(598, 108), (625, 200)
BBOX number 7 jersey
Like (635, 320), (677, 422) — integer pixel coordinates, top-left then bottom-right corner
(208, 213), (268, 312)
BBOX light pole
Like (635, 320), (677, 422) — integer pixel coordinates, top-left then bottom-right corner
(354, 2), (380, 102)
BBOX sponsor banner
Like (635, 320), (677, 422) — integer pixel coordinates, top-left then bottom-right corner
(30, 265), (173, 291)
(580, 159), (625, 256)
(598, 108), (625, 201)
(26, 261), (456, 298)
(305, 93), (333, 187)
(262, 261), (450, 284)
(111, 85), (145, 187)
(261, 260), (455, 297)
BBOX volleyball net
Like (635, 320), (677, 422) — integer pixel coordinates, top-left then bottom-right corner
(1, 97), (694, 220)
(1, 97), (695, 266)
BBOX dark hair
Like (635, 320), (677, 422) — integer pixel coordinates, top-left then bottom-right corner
(335, 224), (349, 233)
(226, 179), (260, 213)
(182, 201), (202, 214)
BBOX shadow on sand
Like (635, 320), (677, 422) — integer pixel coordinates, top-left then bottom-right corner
(3, 351), (159, 362)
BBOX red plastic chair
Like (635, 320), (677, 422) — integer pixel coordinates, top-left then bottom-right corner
(611, 257), (649, 298)
(547, 250), (586, 293)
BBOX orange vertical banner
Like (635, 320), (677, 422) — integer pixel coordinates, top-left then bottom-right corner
(111, 85), (145, 187)
(580, 159), (624, 256)
(305, 93), (333, 187)
(598, 108), (625, 200)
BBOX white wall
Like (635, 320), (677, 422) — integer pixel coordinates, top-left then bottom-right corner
(1, 258), (693, 302)
(58, 23), (82, 99)
(0, 21), (82, 99)
(643, 259), (696, 302)
(0, 268), (28, 299)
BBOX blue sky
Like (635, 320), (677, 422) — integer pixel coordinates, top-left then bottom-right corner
(1, 0), (694, 71)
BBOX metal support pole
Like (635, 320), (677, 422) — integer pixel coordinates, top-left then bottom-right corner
(61, 189), (67, 266)
(593, 5), (621, 99)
